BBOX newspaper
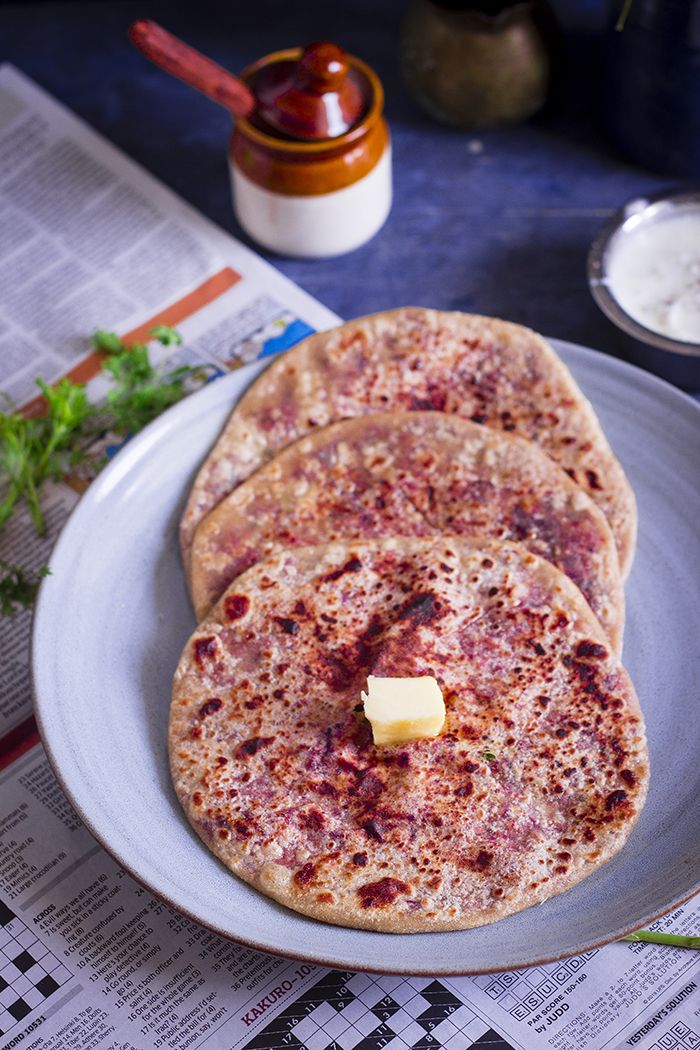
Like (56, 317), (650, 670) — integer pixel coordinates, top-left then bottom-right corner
(2, 740), (700, 1050)
(2, 65), (700, 1050)
(0, 63), (338, 739)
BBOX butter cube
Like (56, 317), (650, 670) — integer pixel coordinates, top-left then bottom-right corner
(361, 675), (445, 746)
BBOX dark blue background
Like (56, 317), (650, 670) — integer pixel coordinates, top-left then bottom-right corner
(0, 1), (686, 365)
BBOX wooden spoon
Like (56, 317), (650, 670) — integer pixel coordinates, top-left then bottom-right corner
(129, 21), (365, 139)
(129, 19), (256, 119)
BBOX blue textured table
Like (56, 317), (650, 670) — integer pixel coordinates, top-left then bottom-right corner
(0, 0), (690, 375)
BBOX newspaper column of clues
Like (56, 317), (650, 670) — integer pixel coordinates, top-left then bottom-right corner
(0, 743), (327, 1050)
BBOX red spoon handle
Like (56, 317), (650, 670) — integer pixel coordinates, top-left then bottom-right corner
(129, 19), (255, 119)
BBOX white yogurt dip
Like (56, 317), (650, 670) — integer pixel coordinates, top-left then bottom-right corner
(606, 210), (700, 343)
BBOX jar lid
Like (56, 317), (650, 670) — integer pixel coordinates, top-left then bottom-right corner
(252, 41), (367, 139)
(128, 23), (371, 142)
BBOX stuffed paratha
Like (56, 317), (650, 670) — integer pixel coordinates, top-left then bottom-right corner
(190, 412), (624, 652)
(170, 537), (648, 933)
(180, 310), (637, 578)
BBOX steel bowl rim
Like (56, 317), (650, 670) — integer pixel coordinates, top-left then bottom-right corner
(587, 188), (700, 359)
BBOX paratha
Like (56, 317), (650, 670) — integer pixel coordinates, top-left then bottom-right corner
(180, 309), (637, 579)
(170, 537), (648, 934)
(190, 412), (624, 652)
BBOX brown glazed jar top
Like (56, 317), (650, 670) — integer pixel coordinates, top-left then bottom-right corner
(230, 47), (388, 197)
(255, 41), (366, 139)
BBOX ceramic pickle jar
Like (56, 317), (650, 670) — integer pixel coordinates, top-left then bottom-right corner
(230, 48), (391, 258)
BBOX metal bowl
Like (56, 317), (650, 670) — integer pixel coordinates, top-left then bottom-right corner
(588, 190), (700, 388)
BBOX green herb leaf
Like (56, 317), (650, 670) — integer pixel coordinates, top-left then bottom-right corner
(103, 347), (200, 435)
(0, 325), (200, 560)
(0, 377), (92, 533)
(0, 561), (50, 616)
(481, 750), (497, 763)
(92, 330), (126, 354)
(150, 324), (182, 347)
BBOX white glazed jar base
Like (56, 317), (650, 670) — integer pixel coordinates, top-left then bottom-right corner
(230, 145), (392, 259)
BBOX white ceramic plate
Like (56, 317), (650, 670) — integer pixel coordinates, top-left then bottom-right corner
(32, 340), (700, 975)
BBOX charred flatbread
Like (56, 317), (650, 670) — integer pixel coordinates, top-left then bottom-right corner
(170, 537), (648, 933)
(190, 412), (624, 652)
(180, 309), (637, 579)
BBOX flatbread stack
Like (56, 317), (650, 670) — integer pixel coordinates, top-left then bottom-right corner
(189, 412), (625, 652)
(170, 309), (646, 934)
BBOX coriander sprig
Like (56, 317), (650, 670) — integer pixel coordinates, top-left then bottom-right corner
(0, 561), (50, 616)
(0, 325), (197, 538)
(0, 379), (93, 533)
(95, 327), (193, 434)
(0, 326), (201, 616)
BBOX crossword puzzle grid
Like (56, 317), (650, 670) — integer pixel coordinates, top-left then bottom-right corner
(242, 970), (515, 1050)
(0, 898), (71, 1037)
(649, 1022), (700, 1050)
(470, 951), (599, 1021)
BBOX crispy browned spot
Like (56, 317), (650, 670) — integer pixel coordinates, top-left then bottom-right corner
(224, 595), (249, 620)
(294, 863), (318, 886)
(576, 639), (608, 660)
(605, 789), (628, 811)
(199, 698), (222, 718)
(235, 736), (274, 759)
(322, 556), (362, 583)
(193, 636), (217, 665)
(357, 877), (410, 908)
